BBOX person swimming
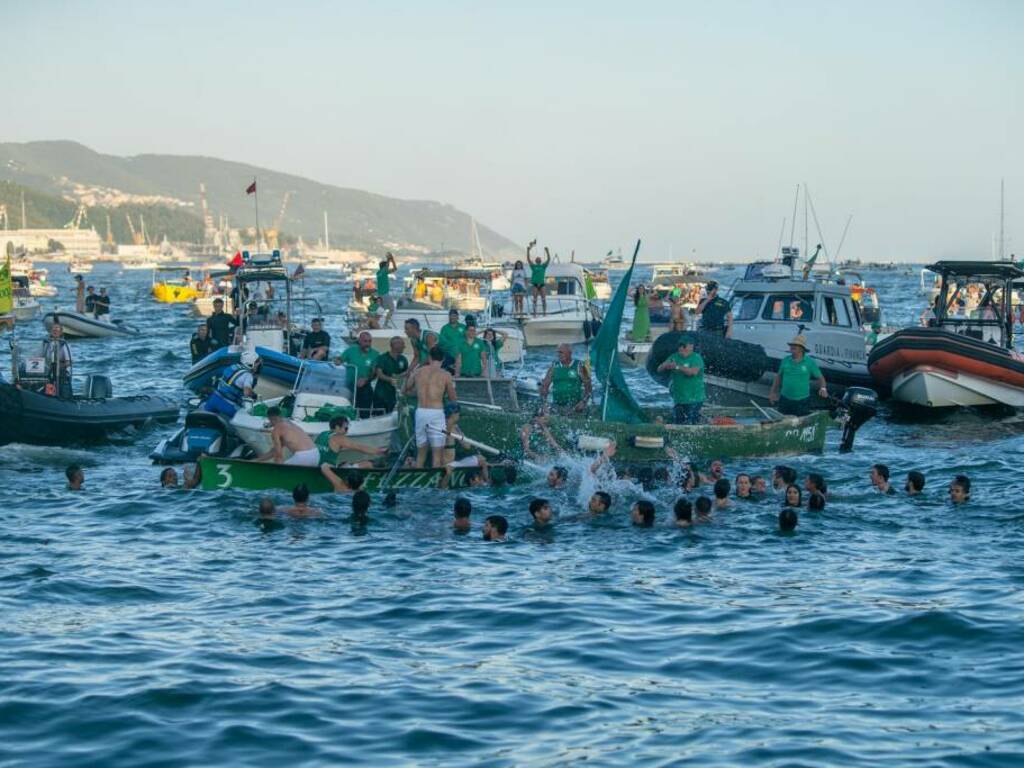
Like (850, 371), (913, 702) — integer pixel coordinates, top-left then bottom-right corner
(66, 464), (84, 491)
(483, 515), (508, 542)
(752, 476), (767, 495)
(283, 483), (322, 518)
(695, 495), (712, 522)
(547, 466), (569, 489)
(713, 478), (731, 509)
(529, 498), (554, 527)
(804, 472), (827, 497)
(773, 465), (797, 492)
(871, 464), (896, 495)
(159, 465), (201, 489)
(257, 497), (276, 517)
(808, 492), (826, 511)
(631, 500), (656, 528)
(906, 471), (926, 496)
(949, 474), (971, 505)
(673, 498), (693, 528)
(452, 497), (472, 533)
(779, 507), (798, 532)
(784, 484), (802, 508)
(351, 490), (371, 524)
(735, 473), (752, 499)
(588, 491), (612, 515)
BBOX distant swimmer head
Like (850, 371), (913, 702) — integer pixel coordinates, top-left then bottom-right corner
(906, 471), (925, 495)
(808, 492), (826, 511)
(160, 467), (179, 488)
(779, 508), (798, 532)
(949, 475), (971, 504)
(631, 500), (656, 528)
(785, 484), (802, 508)
(292, 483), (310, 504)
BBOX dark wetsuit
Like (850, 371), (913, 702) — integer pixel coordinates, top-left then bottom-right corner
(206, 311), (237, 348)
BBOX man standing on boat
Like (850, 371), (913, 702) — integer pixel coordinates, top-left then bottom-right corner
(695, 281), (732, 337)
(206, 297), (237, 349)
(454, 324), (489, 378)
(95, 287), (111, 318)
(299, 317), (330, 360)
(439, 309), (466, 359)
(403, 319), (429, 372)
(42, 322), (72, 398)
(376, 252), (398, 313)
(339, 331), (380, 415)
(768, 334), (828, 416)
(74, 275), (85, 313)
(538, 343), (592, 414)
(403, 346), (458, 469)
(530, 246), (552, 317)
(657, 335), (705, 424)
(373, 336), (408, 413)
(84, 286), (98, 316)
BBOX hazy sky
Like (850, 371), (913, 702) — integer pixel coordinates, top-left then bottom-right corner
(6, 0), (1022, 262)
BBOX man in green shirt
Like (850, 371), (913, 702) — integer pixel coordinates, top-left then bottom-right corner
(339, 331), (380, 415)
(768, 334), (828, 416)
(404, 318), (429, 370)
(438, 309), (466, 357)
(657, 335), (705, 424)
(373, 336), (409, 413)
(530, 246), (553, 316)
(538, 343), (592, 414)
(375, 252), (397, 312)
(455, 324), (489, 378)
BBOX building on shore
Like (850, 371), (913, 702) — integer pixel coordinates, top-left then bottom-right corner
(1, 228), (103, 259)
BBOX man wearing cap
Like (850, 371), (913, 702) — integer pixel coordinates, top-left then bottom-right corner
(300, 318), (331, 360)
(695, 281), (732, 337)
(438, 309), (466, 358)
(769, 335), (828, 416)
(340, 331), (380, 415)
(657, 335), (705, 424)
(206, 297), (238, 349)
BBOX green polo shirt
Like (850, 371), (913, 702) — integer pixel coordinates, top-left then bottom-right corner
(438, 322), (466, 355)
(668, 352), (705, 405)
(458, 337), (487, 377)
(779, 355), (822, 401)
(340, 345), (380, 389)
(373, 352), (408, 410)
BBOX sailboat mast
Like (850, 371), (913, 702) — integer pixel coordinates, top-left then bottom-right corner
(323, 211), (329, 250)
(999, 178), (1005, 260)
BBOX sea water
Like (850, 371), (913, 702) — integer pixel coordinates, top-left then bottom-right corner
(2, 265), (1024, 765)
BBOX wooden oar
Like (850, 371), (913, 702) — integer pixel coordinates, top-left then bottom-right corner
(428, 425), (502, 456)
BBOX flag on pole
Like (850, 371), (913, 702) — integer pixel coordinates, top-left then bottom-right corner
(589, 240), (644, 423)
(228, 251), (243, 268)
(0, 256), (12, 315)
(246, 180), (257, 195)
(292, 263), (306, 280)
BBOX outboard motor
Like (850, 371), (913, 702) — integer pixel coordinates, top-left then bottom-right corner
(835, 386), (878, 453)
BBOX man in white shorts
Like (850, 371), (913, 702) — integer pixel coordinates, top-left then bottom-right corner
(404, 346), (457, 468)
(257, 406), (319, 466)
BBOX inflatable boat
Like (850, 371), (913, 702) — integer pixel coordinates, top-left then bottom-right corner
(0, 377), (179, 447)
(42, 310), (140, 338)
(183, 346), (337, 398)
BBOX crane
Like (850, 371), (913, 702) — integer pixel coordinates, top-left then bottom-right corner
(265, 190), (293, 249)
(105, 213), (115, 246)
(126, 214), (144, 245)
(66, 203), (88, 230)
(0, 204), (8, 230)
(140, 214), (149, 246)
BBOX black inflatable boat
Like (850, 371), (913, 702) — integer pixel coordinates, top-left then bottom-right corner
(646, 330), (770, 386)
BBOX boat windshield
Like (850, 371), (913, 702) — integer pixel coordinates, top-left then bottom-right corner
(294, 364), (351, 399)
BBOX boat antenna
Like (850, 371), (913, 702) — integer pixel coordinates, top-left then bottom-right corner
(788, 184), (799, 248)
(803, 186), (831, 265)
(776, 217), (787, 260)
(834, 214), (854, 261)
(999, 178), (1005, 260)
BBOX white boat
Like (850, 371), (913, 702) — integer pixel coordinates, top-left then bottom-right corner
(42, 310), (140, 338)
(584, 267), (612, 300)
(499, 262), (601, 347)
(25, 269), (56, 297)
(350, 268), (501, 326)
(68, 260), (93, 275)
(11, 277), (41, 321)
(121, 259), (159, 270)
(231, 391), (398, 461)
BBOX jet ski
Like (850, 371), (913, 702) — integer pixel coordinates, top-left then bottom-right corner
(150, 409), (252, 464)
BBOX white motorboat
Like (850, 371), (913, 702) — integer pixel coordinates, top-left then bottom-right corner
(25, 269), (56, 297)
(68, 259), (93, 275)
(42, 310), (140, 338)
(121, 259), (160, 270)
(11, 277), (41, 321)
(500, 262), (602, 347)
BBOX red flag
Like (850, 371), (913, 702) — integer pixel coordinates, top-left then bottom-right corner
(246, 181), (256, 195)
(292, 263), (306, 279)
(228, 251), (243, 268)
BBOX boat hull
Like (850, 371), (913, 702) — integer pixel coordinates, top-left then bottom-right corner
(0, 382), (179, 447)
(152, 283), (199, 303)
(408, 405), (833, 461)
(197, 456), (517, 493)
(42, 311), (140, 338)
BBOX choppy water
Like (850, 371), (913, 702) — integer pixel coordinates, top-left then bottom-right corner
(3, 263), (1024, 766)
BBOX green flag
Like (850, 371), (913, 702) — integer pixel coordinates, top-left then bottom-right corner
(589, 240), (644, 423)
(584, 272), (597, 300)
(0, 256), (12, 316)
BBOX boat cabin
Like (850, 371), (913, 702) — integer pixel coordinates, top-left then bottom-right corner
(925, 261), (1024, 348)
(401, 268), (493, 313)
(234, 250), (323, 356)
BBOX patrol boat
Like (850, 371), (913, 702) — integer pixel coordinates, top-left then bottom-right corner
(700, 253), (877, 406)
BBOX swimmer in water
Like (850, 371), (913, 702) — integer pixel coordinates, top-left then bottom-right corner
(701, 459), (726, 485)
(735, 473), (752, 499)
(870, 463), (896, 495)
(713, 478), (731, 510)
(631, 500), (655, 527)
(453, 497), (472, 533)
(66, 464), (84, 491)
(319, 464), (365, 493)
(482, 514), (508, 542)
(547, 466), (569, 489)
(808, 492), (826, 511)
(905, 471), (925, 496)
(283, 483), (322, 518)
(257, 497), (276, 517)
(752, 476), (767, 495)
(587, 491), (612, 515)
(673, 498), (693, 528)
(804, 472), (827, 498)
(779, 507), (798, 532)
(949, 474), (971, 505)
(351, 490), (371, 525)
(784, 484), (802, 508)
(773, 465), (797, 492)
(529, 498), (554, 527)
(160, 465), (201, 489)
(695, 496), (712, 522)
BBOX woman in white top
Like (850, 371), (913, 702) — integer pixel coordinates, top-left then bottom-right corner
(511, 260), (528, 315)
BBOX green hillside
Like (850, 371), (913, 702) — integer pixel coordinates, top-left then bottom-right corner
(0, 141), (520, 257)
(0, 180), (203, 244)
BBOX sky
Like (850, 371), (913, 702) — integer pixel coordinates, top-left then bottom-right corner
(5, 0), (1023, 262)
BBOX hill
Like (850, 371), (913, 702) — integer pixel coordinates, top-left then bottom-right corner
(0, 141), (519, 256)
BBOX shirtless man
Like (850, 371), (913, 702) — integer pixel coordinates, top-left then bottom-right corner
(282, 483), (323, 517)
(257, 406), (319, 466)
(670, 292), (688, 332)
(403, 346), (457, 468)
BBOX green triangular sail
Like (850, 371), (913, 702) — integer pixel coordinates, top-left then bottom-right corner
(589, 240), (644, 424)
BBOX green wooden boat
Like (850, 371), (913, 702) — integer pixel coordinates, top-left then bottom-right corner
(399, 404), (834, 462)
(197, 456), (518, 493)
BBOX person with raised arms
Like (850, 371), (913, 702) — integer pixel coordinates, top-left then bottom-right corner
(530, 245), (552, 316)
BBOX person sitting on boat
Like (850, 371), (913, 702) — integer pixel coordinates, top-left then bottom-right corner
(376, 252), (398, 312)
(300, 317), (331, 361)
(768, 334), (828, 416)
(538, 343), (592, 415)
(339, 331), (380, 415)
(201, 352), (259, 418)
(206, 298), (238, 349)
(438, 403), (492, 488)
(96, 287), (110, 317)
(42, 322), (72, 398)
(695, 281), (733, 338)
(530, 246), (553, 317)
(656, 334), (705, 424)
(439, 309), (466, 358)
(454, 324), (489, 378)
(316, 415), (388, 469)
(190, 324), (215, 363)
(372, 336), (408, 414)
(84, 285), (98, 316)
(364, 296), (382, 329)
(257, 406), (320, 466)
(403, 345), (458, 469)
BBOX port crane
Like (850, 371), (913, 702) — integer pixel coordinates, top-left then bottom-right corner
(265, 190), (293, 249)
